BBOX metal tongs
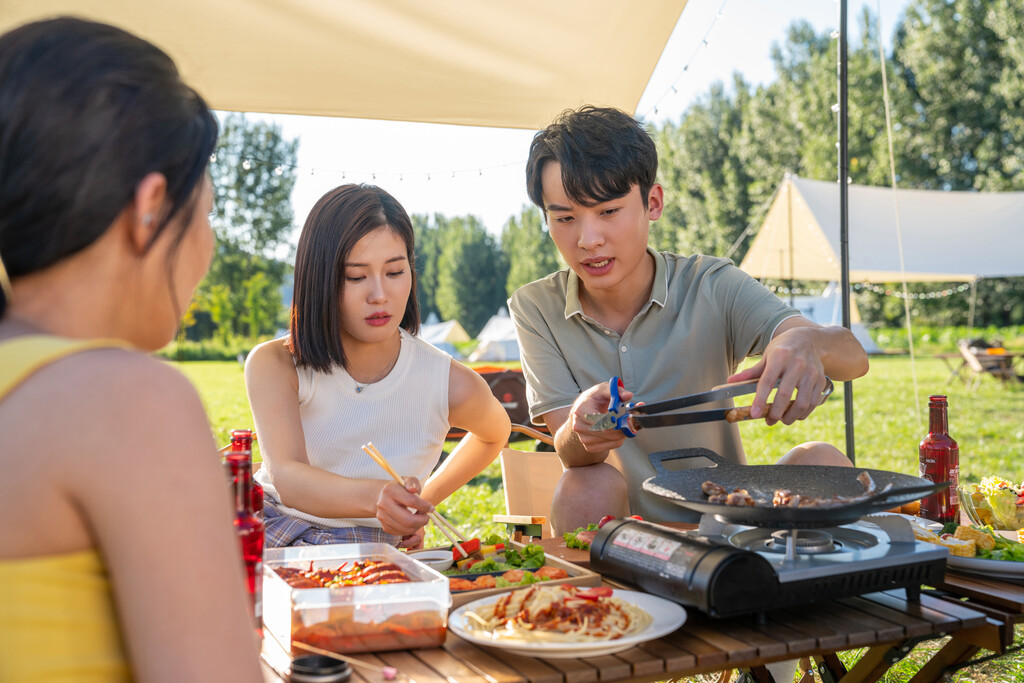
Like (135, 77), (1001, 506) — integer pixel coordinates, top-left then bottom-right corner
(585, 376), (834, 438)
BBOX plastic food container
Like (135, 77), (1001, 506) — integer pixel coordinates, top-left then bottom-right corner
(263, 543), (451, 655)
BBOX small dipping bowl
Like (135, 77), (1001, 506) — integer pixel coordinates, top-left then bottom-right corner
(407, 548), (454, 572)
(288, 654), (352, 683)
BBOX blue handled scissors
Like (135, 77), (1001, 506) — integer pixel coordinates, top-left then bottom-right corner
(585, 376), (833, 438)
(586, 376), (639, 437)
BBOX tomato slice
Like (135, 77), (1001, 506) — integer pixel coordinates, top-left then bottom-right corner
(628, 515), (644, 521)
(597, 515), (616, 529)
(575, 586), (614, 600)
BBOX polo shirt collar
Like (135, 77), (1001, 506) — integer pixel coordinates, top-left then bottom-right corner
(564, 247), (668, 319)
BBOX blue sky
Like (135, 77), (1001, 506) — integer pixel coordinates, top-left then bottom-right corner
(240, 0), (912, 245)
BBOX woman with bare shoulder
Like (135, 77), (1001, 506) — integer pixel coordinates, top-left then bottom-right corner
(0, 18), (262, 682)
(245, 184), (511, 548)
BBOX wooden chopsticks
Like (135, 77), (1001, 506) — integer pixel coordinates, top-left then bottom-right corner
(291, 641), (399, 680)
(361, 442), (470, 558)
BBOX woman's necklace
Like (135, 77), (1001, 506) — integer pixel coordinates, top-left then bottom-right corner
(353, 345), (401, 393)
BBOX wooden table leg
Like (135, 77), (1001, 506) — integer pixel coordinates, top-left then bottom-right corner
(905, 638), (979, 683)
(836, 642), (903, 683)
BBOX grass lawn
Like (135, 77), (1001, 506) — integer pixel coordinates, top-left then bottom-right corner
(174, 354), (1024, 682)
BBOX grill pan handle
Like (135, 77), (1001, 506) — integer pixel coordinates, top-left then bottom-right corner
(648, 448), (728, 476)
(858, 481), (947, 507)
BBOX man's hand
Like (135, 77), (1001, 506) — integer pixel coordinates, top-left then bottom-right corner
(376, 476), (432, 536)
(568, 381), (636, 452)
(728, 325), (830, 426)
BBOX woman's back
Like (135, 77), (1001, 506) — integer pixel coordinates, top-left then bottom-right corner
(0, 337), (132, 682)
(0, 332), (264, 682)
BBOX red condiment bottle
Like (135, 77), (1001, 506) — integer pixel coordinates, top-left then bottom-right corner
(229, 429), (263, 521)
(918, 395), (960, 524)
(225, 449), (264, 635)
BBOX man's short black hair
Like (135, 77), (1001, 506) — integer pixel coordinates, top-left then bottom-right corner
(526, 105), (658, 213)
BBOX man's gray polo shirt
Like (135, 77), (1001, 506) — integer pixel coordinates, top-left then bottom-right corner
(508, 249), (799, 521)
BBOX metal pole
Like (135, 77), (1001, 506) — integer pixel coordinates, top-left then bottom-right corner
(838, 0), (855, 463)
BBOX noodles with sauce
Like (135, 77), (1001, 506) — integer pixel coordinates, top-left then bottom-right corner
(462, 584), (652, 643)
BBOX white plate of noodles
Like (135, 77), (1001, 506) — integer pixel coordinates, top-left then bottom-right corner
(448, 584), (687, 658)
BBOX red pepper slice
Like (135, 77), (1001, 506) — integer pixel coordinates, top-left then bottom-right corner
(453, 538), (481, 561)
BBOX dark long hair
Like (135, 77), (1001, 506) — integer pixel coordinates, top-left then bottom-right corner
(526, 105), (658, 214)
(0, 17), (218, 317)
(288, 184), (420, 372)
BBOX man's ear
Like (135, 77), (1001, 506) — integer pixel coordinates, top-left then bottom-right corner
(647, 183), (665, 221)
(128, 172), (169, 254)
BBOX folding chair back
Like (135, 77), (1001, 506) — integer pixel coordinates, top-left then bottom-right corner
(498, 447), (564, 539)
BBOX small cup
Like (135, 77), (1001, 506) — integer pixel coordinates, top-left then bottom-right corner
(288, 654), (352, 683)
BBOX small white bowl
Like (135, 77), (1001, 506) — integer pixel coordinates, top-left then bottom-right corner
(408, 548), (454, 573)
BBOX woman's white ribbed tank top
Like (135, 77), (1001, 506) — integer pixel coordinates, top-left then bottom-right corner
(256, 328), (452, 529)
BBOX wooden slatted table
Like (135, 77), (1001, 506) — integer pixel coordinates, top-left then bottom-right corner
(262, 582), (991, 683)
(913, 569), (1024, 681)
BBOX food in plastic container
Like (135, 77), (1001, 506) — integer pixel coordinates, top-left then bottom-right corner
(263, 543), (450, 655)
(959, 477), (1024, 530)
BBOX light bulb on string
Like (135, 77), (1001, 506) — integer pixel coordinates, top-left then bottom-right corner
(242, 159), (252, 170)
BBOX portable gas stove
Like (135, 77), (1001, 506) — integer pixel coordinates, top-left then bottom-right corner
(590, 515), (947, 620)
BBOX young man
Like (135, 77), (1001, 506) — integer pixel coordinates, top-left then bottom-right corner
(509, 105), (869, 534)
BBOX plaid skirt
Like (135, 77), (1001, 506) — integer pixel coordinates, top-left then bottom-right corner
(263, 497), (402, 547)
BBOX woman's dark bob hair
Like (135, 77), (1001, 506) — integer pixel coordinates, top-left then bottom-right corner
(288, 184), (420, 372)
(0, 17), (219, 317)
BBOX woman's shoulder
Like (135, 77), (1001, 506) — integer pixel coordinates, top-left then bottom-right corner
(9, 346), (212, 466)
(245, 337), (296, 372)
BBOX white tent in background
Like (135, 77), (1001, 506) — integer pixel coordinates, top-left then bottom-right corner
(740, 175), (1024, 283)
(468, 308), (520, 362)
(785, 283), (880, 355)
(419, 315), (470, 359)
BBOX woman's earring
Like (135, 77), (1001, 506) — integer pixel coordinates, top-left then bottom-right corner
(142, 213), (154, 227)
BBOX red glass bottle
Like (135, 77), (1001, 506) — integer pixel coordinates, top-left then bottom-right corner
(918, 395), (960, 524)
(229, 429), (263, 521)
(226, 449), (264, 634)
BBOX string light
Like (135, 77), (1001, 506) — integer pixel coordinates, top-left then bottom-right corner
(208, 150), (521, 186)
(642, 0), (730, 120)
(853, 282), (973, 299)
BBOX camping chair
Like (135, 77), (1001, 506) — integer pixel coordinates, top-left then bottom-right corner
(956, 340), (1018, 390)
(494, 424), (562, 539)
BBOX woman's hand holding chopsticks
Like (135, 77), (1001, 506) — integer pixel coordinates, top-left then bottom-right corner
(375, 475), (434, 537)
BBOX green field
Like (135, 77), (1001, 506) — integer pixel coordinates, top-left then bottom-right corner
(174, 355), (1024, 682)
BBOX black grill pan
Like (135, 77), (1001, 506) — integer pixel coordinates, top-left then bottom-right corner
(642, 448), (944, 529)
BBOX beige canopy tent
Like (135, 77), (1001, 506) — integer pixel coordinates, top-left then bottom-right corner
(739, 175), (1024, 283)
(3, 0), (687, 130)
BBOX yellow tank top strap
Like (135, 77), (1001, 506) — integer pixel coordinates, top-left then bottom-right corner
(0, 334), (134, 402)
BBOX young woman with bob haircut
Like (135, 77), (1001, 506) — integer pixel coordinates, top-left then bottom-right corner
(0, 17), (262, 682)
(245, 184), (510, 548)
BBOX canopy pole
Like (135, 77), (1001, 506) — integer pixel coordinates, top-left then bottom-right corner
(837, 0), (855, 463)
(968, 280), (977, 331)
(787, 181), (795, 307)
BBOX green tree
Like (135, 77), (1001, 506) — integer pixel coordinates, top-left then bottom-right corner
(894, 0), (1024, 191)
(501, 205), (561, 295)
(653, 77), (754, 258)
(412, 213), (444, 322)
(435, 216), (508, 337)
(243, 271), (282, 339)
(194, 114), (298, 339)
